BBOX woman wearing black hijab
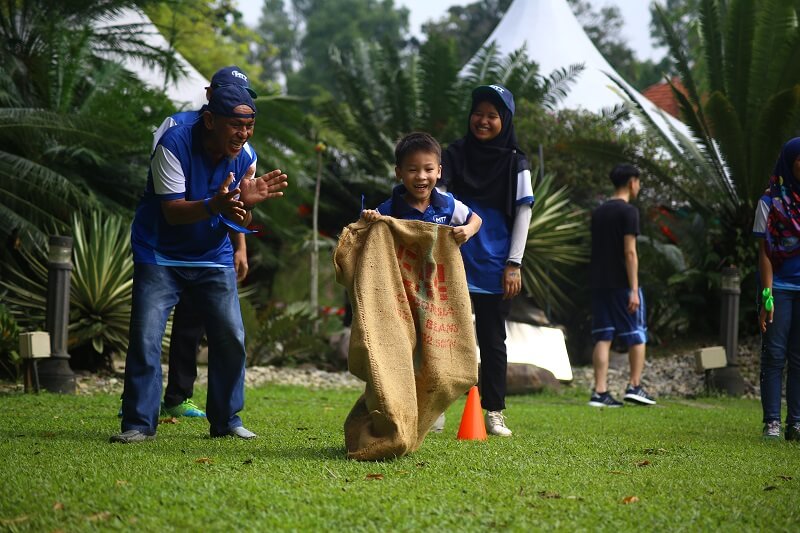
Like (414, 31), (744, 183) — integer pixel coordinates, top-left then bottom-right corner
(441, 84), (534, 436)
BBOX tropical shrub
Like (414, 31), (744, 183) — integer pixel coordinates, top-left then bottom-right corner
(0, 211), (170, 369)
(246, 301), (340, 369)
(521, 173), (588, 316)
(0, 303), (20, 380)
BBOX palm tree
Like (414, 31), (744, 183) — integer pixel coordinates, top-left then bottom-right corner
(572, 0), (800, 270)
(0, 0), (180, 247)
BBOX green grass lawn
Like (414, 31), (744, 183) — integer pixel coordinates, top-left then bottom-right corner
(1, 385), (798, 531)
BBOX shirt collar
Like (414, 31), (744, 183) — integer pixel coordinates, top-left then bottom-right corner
(391, 183), (446, 215)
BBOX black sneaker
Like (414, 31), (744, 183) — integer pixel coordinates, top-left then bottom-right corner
(588, 391), (623, 408)
(786, 422), (800, 441)
(624, 384), (657, 405)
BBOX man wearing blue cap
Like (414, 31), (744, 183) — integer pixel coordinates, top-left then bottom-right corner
(147, 66), (258, 421)
(111, 84), (288, 443)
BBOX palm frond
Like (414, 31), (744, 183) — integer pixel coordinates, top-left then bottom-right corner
(747, 0), (796, 123)
(699, 0), (725, 93)
(521, 173), (588, 315)
(462, 41), (502, 87)
(540, 64), (585, 111)
(723, 0), (756, 118)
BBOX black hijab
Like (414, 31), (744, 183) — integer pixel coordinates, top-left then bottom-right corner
(442, 85), (530, 221)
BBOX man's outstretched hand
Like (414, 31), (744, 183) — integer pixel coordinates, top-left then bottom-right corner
(210, 172), (245, 223)
(239, 169), (289, 208)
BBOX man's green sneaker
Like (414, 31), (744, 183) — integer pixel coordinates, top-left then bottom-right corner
(163, 399), (206, 418)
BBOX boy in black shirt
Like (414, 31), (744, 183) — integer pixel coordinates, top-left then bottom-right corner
(589, 164), (656, 407)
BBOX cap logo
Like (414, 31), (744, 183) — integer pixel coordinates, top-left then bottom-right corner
(231, 70), (248, 82)
(489, 84), (505, 93)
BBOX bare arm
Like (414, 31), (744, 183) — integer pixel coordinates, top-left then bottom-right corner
(623, 234), (639, 313)
(452, 212), (482, 245)
(759, 239), (774, 332)
(231, 231), (249, 282)
(161, 173), (245, 225)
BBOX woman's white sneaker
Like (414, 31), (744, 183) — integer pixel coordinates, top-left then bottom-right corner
(485, 410), (512, 437)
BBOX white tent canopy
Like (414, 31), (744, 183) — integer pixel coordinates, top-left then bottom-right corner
(99, 8), (209, 109)
(464, 0), (690, 141)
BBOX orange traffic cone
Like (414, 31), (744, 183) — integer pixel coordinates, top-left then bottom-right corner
(457, 386), (487, 441)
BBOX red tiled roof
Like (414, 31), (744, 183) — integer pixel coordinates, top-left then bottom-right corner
(642, 77), (688, 119)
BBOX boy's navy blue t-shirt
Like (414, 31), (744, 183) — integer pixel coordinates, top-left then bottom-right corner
(376, 184), (472, 225)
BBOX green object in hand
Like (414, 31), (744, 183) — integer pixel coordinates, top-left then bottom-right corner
(762, 288), (774, 312)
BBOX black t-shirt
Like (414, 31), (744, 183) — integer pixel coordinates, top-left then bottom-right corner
(590, 199), (639, 289)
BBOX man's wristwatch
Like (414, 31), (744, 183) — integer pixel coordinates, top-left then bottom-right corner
(506, 260), (521, 268)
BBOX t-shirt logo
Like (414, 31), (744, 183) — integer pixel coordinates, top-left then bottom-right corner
(232, 70), (248, 82)
(434, 216), (447, 224)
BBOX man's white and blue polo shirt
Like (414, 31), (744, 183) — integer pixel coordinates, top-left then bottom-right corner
(375, 184), (472, 225)
(131, 122), (257, 268)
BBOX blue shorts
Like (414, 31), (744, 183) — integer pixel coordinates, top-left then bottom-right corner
(591, 288), (647, 347)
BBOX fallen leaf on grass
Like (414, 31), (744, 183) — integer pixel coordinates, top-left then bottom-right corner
(53, 502), (64, 511)
(365, 473), (384, 480)
(763, 485), (778, 491)
(636, 460), (651, 467)
(622, 496), (639, 504)
(158, 417), (179, 425)
(115, 480), (129, 487)
(537, 491), (561, 499)
(778, 475), (793, 481)
(87, 512), (112, 522)
(195, 457), (213, 464)
(0, 515), (29, 525)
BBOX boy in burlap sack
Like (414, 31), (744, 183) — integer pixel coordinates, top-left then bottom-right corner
(334, 132), (482, 460)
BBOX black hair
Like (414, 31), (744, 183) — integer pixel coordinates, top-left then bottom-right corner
(395, 132), (441, 167)
(609, 163), (640, 189)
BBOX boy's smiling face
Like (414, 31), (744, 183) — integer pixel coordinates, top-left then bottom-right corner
(396, 150), (442, 207)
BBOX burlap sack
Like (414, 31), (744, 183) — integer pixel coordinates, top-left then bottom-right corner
(334, 217), (478, 460)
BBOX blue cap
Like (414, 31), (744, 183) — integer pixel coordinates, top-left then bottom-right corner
(472, 84), (515, 115)
(208, 65), (258, 98)
(207, 84), (256, 118)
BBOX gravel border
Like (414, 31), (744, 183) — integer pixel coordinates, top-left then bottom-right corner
(1, 338), (762, 398)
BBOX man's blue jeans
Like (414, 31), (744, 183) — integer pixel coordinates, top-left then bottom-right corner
(121, 263), (246, 435)
(761, 288), (800, 424)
